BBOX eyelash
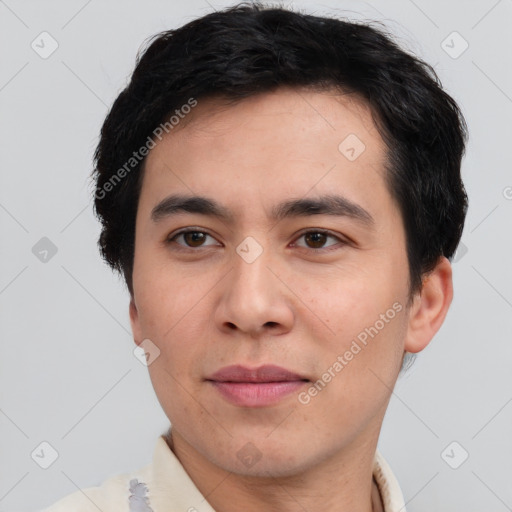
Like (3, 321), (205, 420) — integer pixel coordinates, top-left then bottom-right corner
(165, 228), (348, 253)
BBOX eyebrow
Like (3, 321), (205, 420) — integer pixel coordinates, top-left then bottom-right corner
(151, 193), (375, 228)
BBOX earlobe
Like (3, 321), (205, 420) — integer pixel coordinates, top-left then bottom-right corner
(129, 297), (142, 345)
(404, 256), (454, 354)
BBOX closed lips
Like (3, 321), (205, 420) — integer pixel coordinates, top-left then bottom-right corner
(206, 364), (310, 383)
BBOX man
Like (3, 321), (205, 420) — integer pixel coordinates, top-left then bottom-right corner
(44, 2), (467, 511)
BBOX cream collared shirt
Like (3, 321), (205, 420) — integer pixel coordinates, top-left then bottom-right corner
(43, 435), (406, 512)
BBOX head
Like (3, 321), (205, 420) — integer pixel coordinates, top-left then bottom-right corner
(91, 3), (467, 476)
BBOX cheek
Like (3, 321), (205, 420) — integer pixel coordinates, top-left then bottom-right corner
(298, 269), (394, 333)
(297, 269), (407, 378)
(135, 263), (206, 334)
(133, 276), (211, 388)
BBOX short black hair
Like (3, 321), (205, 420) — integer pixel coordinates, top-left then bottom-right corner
(92, 2), (468, 308)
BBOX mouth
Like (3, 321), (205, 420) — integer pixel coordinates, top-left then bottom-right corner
(205, 364), (310, 407)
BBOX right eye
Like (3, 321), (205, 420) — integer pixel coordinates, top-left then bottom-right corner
(166, 229), (222, 250)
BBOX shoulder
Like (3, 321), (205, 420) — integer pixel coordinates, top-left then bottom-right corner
(43, 463), (154, 512)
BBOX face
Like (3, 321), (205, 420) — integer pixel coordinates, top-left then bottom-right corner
(130, 87), (414, 477)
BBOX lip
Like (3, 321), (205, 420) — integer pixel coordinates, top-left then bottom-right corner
(206, 365), (309, 407)
(207, 364), (308, 383)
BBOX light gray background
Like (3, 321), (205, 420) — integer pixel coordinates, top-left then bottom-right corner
(1, 0), (511, 510)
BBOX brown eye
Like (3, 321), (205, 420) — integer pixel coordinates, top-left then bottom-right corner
(183, 231), (207, 247)
(167, 230), (220, 249)
(304, 232), (328, 248)
(293, 230), (344, 251)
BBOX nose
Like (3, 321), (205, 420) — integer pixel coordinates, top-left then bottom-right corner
(214, 243), (294, 338)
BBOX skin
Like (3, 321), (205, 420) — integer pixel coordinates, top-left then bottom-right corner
(129, 87), (453, 512)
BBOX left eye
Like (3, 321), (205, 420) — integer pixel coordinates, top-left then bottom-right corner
(293, 231), (343, 250)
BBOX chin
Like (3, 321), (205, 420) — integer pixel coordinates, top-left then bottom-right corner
(205, 435), (326, 479)
(228, 452), (312, 479)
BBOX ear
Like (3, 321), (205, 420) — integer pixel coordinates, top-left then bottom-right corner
(404, 256), (453, 353)
(129, 296), (143, 346)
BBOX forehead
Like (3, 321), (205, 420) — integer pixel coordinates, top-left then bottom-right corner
(139, 87), (392, 224)
(162, 87), (382, 152)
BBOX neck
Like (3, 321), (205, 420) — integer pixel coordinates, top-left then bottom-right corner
(166, 427), (384, 512)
